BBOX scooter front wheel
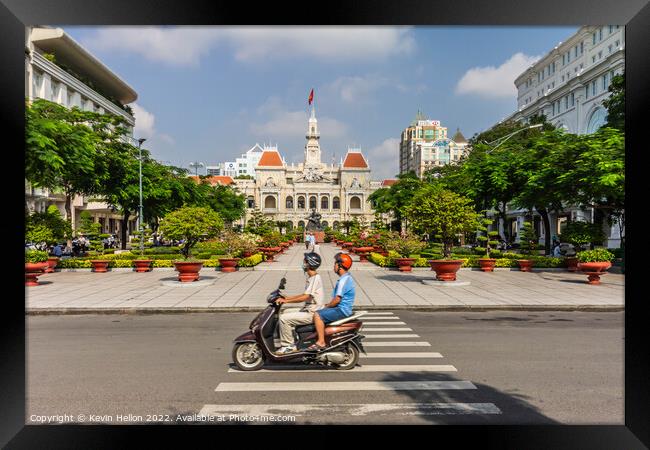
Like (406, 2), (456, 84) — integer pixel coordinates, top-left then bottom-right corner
(335, 344), (359, 370)
(232, 342), (265, 371)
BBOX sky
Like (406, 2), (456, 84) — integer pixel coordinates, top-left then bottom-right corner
(63, 26), (578, 180)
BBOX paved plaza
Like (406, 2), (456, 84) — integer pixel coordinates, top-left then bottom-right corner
(26, 243), (624, 313)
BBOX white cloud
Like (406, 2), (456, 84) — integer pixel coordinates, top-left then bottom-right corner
(82, 26), (416, 67)
(455, 52), (541, 99)
(325, 74), (427, 104)
(131, 103), (155, 139)
(366, 138), (400, 180)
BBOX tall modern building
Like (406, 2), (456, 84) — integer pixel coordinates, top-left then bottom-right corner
(495, 25), (624, 248)
(399, 112), (469, 178)
(504, 25), (624, 134)
(24, 26), (139, 236)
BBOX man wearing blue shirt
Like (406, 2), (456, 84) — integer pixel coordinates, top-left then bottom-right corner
(307, 252), (355, 351)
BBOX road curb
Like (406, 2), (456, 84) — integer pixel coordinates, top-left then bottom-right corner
(26, 305), (625, 315)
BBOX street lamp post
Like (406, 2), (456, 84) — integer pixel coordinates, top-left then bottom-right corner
(136, 138), (146, 254)
(484, 123), (543, 153)
(189, 161), (205, 177)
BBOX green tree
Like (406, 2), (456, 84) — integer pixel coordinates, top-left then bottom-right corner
(158, 206), (224, 259)
(25, 99), (103, 223)
(518, 220), (538, 256)
(26, 205), (72, 245)
(406, 186), (481, 258)
(196, 183), (246, 225)
(559, 220), (606, 252)
(602, 72), (624, 131)
(368, 172), (425, 232)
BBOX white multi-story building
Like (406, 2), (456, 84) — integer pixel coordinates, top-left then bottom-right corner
(507, 25), (624, 134)
(399, 112), (469, 178)
(25, 26), (139, 236)
(496, 25), (624, 249)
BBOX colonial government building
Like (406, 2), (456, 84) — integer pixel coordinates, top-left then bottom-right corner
(232, 107), (383, 230)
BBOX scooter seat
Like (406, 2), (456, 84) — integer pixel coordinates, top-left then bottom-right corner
(328, 310), (368, 326)
(295, 324), (315, 333)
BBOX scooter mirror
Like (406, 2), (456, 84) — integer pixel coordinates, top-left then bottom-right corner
(279, 277), (286, 290)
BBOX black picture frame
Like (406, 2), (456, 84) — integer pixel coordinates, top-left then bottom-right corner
(2, 0), (647, 447)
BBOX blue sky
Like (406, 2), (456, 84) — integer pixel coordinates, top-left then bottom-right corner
(64, 26), (578, 179)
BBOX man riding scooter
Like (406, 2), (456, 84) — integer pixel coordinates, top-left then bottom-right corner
(307, 252), (355, 352)
(274, 252), (325, 355)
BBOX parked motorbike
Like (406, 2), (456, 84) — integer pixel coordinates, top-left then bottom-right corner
(232, 277), (366, 371)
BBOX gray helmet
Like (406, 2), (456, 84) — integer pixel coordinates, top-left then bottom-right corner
(303, 252), (322, 269)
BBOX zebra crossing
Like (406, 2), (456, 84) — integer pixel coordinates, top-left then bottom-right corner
(199, 311), (501, 422)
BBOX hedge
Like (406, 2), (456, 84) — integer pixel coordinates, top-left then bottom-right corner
(368, 252), (567, 269)
(57, 252), (265, 269)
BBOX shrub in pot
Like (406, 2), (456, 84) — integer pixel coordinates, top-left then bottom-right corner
(516, 221), (538, 272)
(132, 229), (153, 272)
(218, 230), (244, 272)
(159, 206), (224, 282)
(475, 215), (500, 272)
(25, 250), (50, 286)
(384, 231), (426, 271)
(576, 248), (615, 285)
(406, 186), (481, 281)
(559, 221), (607, 272)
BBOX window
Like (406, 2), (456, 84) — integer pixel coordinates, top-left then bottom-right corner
(571, 92), (575, 106)
(574, 46), (578, 57)
(580, 42), (584, 54)
(321, 197), (329, 210)
(592, 81), (596, 96)
(309, 196), (317, 209)
(246, 196), (255, 208)
(552, 103), (555, 115)
(592, 56), (596, 63)
(297, 196), (305, 209)
(562, 54), (566, 65)
(561, 75), (565, 82)
(564, 96), (568, 109)
(350, 196), (361, 210)
(599, 29), (603, 40)
(593, 33), (596, 45)
(552, 82), (555, 88)
(585, 85), (589, 99)
(286, 196), (294, 209)
(615, 40), (620, 48)
(32, 71), (42, 97)
(332, 197), (340, 210)
(609, 25), (613, 34)
(602, 74), (608, 90)
(598, 50), (602, 59)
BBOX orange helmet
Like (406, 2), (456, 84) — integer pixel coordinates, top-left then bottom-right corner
(334, 252), (353, 271)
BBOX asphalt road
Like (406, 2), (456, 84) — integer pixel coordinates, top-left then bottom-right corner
(26, 310), (624, 425)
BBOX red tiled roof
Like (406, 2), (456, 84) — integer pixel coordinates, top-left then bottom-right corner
(342, 152), (368, 168)
(258, 151), (284, 167)
(381, 179), (397, 186)
(190, 175), (234, 186)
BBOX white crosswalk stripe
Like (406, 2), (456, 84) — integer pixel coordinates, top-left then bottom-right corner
(202, 308), (500, 419)
(227, 364), (456, 373)
(199, 403), (501, 417)
(215, 381), (476, 392)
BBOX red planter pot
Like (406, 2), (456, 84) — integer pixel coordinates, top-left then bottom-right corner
(241, 250), (253, 258)
(343, 242), (354, 249)
(133, 259), (153, 273)
(577, 261), (612, 285)
(43, 256), (60, 273)
(355, 247), (374, 262)
(566, 257), (579, 272)
(90, 260), (111, 273)
(517, 260), (534, 272)
(395, 258), (416, 272)
(478, 258), (497, 272)
(428, 260), (463, 281)
(173, 261), (203, 282)
(25, 262), (49, 286)
(218, 258), (240, 273)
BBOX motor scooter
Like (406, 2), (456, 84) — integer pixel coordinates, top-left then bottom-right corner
(232, 277), (366, 371)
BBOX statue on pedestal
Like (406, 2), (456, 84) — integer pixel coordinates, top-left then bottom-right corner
(306, 208), (323, 231)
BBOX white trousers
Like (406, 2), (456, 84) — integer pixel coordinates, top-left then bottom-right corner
(279, 307), (315, 347)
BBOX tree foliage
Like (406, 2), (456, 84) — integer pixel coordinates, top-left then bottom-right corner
(158, 206), (224, 259)
(602, 72), (624, 131)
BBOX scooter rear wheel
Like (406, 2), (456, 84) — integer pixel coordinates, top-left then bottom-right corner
(335, 344), (359, 370)
(232, 342), (264, 371)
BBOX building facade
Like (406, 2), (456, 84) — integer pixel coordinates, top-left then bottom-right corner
(233, 107), (380, 230)
(25, 26), (139, 236)
(496, 25), (624, 248)
(399, 112), (469, 178)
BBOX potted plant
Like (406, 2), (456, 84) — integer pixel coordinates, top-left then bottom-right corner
(559, 221), (606, 272)
(406, 187), (481, 281)
(259, 232), (283, 262)
(475, 215), (500, 272)
(218, 230), (242, 272)
(159, 206), (224, 282)
(26, 206), (72, 273)
(516, 221), (538, 272)
(239, 233), (260, 258)
(132, 228), (153, 272)
(385, 231), (426, 272)
(576, 248), (614, 285)
(25, 250), (50, 286)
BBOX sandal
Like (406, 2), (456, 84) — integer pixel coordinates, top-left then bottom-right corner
(306, 343), (326, 352)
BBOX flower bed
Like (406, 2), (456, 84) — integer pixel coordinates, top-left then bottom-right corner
(57, 252), (266, 269)
(368, 252), (567, 269)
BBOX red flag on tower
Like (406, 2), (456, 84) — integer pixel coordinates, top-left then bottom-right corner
(308, 88), (314, 105)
